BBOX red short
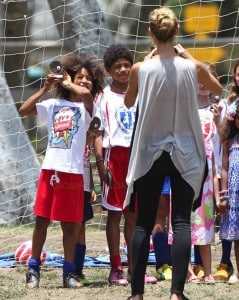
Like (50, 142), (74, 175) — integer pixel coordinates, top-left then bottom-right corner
(102, 146), (130, 211)
(34, 169), (84, 222)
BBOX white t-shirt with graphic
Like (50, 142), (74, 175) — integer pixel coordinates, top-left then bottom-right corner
(96, 85), (137, 148)
(36, 98), (93, 174)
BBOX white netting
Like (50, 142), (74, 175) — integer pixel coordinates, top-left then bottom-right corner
(0, 0), (237, 256)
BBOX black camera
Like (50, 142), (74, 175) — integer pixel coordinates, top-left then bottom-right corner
(49, 60), (63, 78)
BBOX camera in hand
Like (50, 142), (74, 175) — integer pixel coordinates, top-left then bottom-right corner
(49, 60), (63, 78)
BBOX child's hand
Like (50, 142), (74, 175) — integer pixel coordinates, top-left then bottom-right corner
(89, 190), (97, 204)
(211, 104), (222, 126)
(42, 74), (61, 92)
(59, 70), (73, 89)
(96, 160), (111, 186)
(216, 199), (228, 215)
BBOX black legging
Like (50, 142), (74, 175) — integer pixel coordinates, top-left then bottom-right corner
(130, 151), (194, 296)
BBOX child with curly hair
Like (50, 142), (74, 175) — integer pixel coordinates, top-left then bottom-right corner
(19, 54), (104, 288)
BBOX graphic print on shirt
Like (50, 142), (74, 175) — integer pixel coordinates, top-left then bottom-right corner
(115, 105), (136, 134)
(49, 106), (81, 149)
(199, 109), (214, 141)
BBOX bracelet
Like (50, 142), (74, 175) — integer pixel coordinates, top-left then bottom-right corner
(220, 195), (229, 202)
(96, 158), (104, 164)
(219, 190), (228, 196)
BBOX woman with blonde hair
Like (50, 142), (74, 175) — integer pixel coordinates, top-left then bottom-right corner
(124, 7), (222, 300)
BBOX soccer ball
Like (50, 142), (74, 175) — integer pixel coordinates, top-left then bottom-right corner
(15, 240), (47, 266)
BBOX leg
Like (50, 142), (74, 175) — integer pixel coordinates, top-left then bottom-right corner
(152, 192), (171, 265)
(61, 221), (81, 288)
(214, 239), (233, 281)
(106, 210), (122, 267)
(130, 172), (165, 296)
(75, 222), (86, 274)
(123, 210), (137, 273)
(234, 240), (239, 275)
(74, 222), (89, 285)
(226, 241), (239, 284)
(199, 244), (214, 282)
(26, 216), (50, 289)
(61, 221), (77, 263)
(192, 245), (204, 278)
(31, 216), (50, 260)
(221, 239), (233, 267)
(107, 210), (128, 285)
(152, 193), (172, 281)
(170, 173), (194, 297)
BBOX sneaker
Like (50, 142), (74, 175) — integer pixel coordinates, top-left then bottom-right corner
(108, 268), (128, 286)
(26, 268), (40, 289)
(156, 264), (172, 281)
(74, 272), (90, 286)
(193, 265), (204, 278)
(127, 271), (157, 284)
(214, 263), (233, 282)
(63, 272), (81, 288)
(228, 274), (239, 285)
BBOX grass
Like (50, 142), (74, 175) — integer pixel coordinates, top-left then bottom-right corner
(1, 226), (239, 299)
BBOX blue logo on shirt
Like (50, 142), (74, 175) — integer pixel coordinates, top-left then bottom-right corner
(115, 106), (136, 134)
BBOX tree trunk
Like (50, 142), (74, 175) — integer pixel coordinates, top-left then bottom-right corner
(0, 3), (40, 225)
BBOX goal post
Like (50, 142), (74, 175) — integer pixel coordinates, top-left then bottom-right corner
(0, 0), (238, 256)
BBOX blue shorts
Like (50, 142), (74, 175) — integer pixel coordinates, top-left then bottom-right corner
(161, 176), (170, 195)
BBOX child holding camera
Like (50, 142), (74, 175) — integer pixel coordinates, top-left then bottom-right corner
(19, 54), (104, 288)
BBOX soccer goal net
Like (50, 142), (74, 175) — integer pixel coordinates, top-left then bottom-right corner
(0, 0), (237, 258)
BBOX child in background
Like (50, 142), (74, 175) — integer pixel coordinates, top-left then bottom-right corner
(189, 62), (219, 284)
(19, 54), (104, 288)
(74, 62), (105, 286)
(74, 134), (97, 285)
(216, 99), (239, 284)
(213, 60), (239, 282)
(152, 177), (172, 281)
(94, 44), (137, 286)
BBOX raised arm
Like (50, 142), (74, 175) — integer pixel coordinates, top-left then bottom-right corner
(19, 74), (57, 116)
(124, 62), (141, 108)
(60, 70), (94, 115)
(174, 44), (222, 96)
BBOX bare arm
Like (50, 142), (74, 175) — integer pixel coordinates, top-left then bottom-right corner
(124, 62), (141, 108)
(215, 142), (230, 215)
(19, 74), (57, 116)
(221, 141), (229, 191)
(93, 131), (110, 185)
(61, 71), (94, 115)
(174, 44), (222, 96)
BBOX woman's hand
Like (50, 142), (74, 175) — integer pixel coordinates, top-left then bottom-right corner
(144, 47), (157, 61)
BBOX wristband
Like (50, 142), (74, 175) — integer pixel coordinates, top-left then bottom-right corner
(220, 195), (229, 202)
(96, 158), (104, 164)
(219, 190), (228, 196)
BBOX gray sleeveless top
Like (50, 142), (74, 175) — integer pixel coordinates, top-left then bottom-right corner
(124, 57), (206, 207)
